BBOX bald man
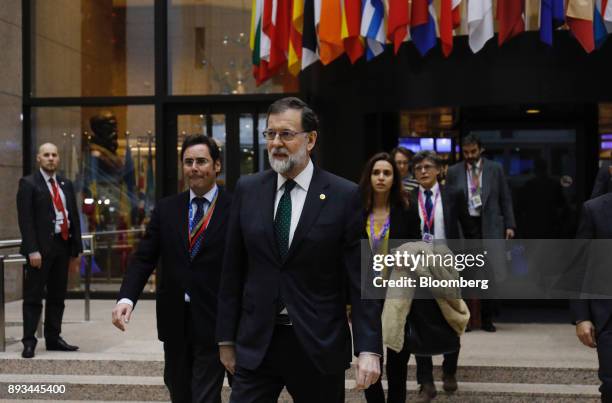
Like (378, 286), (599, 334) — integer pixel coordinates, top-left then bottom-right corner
(17, 143), (82, 358)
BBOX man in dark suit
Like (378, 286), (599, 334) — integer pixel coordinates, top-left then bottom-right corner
(446, 134), (516, 332)
(17, 143), (82, 358)
(410, 150), (462, 402)
(111, 135), (231, 403)
(217, 97), (382, 403)
(571, 192), (612, 403)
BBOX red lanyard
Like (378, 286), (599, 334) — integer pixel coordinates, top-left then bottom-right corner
(418, 190), (438, 233)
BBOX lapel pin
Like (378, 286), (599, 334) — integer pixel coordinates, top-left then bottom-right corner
(319, 193), (326, 200)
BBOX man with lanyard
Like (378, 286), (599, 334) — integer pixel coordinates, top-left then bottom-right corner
(112, 135), (232, 403)
(17, 143), (83, 359)
(446, 134), (516, 332)
(411, 150), (463, 401)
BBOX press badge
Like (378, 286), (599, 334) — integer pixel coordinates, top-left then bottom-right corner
(422, 233), (434, 243)
(471, 194), (482, 208)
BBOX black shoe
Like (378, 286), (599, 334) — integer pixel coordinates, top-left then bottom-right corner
(46, 337), (79, 351)
(22, 344), (35, 358)
(442, 373), (458, 392)
(481, 322), (497, 332)
(415, 382), (437, 403)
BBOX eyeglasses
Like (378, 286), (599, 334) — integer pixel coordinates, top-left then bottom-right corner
(183, 157), (211, 167)
(262, 129), (309, 141)
(414, 164), (437, 172)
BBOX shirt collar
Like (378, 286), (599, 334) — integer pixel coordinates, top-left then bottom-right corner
(467, 158), (482, 170)
(276, 159), (314, 192)
(40, 168), (57, 183)
(190, 184), (218, 204)
(419, 182), (439, 195)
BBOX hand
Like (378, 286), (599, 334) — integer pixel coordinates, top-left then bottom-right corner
(69, 255), (81, 271)
(505, 228), (515, 240)
(219, 345), (236, 375)
(355, 353), (380, 390)
(111, 303), (133, 331)
(28, 252), (42, 269)
(576, 321), (597, 348)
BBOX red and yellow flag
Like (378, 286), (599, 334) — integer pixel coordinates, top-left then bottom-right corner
(288, 0), (304, 75)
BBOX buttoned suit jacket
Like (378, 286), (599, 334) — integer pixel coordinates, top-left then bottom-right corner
(118, 188), (231, 345)
(216, 167), (382, 374)
(17, 171), (82, 258)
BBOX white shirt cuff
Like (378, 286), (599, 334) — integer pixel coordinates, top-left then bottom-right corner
(117, 298), (134, 307)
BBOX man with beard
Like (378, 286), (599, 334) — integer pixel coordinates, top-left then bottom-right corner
(112, 135), (231, 403)
(217, 97), (381, 403)
(446, 135), (516, 332)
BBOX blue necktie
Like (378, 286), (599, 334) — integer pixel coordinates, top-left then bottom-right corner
(190, 197), (207, 260)
(424, 189), (434, 235)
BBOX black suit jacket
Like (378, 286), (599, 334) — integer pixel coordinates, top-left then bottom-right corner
(217, 167), (382, 374)
(118, 188), (231, 345)
(570, 193), (612, 331)
(17, 171), (82, 258)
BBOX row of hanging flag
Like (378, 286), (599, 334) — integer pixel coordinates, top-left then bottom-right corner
(250, 0), (612, 85)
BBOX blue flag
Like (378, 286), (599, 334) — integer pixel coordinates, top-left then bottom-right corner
(540, 0), (565, 46)
(410, 0), (437, 56)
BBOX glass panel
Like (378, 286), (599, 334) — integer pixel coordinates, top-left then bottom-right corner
(31, 105), (157, 293)
(211, 114), (227, 185)
(240, 114), (254, 175)
(472, 129), (577, 238)
(31, 0), (154, 97)
(177, 114), (226, 191)
(168, 0), (298, 95)
(258, 113), (268, 171)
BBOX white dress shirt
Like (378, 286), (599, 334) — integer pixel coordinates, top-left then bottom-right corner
(417, 183), (446, 240)
(466, 159), (483, 217)
(118, 184), (218, 308)
(273, 159), (314, 248)
(40, 168), (70, 234)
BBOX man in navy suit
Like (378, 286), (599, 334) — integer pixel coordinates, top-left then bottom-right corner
(17, 143), (83, 358)
(112, 135), (231, 403)
(217, 97), (382, 403)
(571, 192), (612, 403)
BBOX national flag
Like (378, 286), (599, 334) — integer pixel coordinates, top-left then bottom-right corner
(410, 0), (437, 56)
(319, 0), (344, 64)
(251, 0), (273, 85)
(604, 0), (612, 29)
(440, 0), (462, 57)
(302, 0), (319, 69)
(540, 0), (565, 46)
(361, 0), (387, 60)
(288, 0), (304, 75)
(263, 0), (291, 72)
(594, 0), (609, 48)
(342, 0), (364, 62)
(387, 0), (410, 54)
(497, 0), (525, 45)
(566, 0), (595, 53)
(468, 0), (494, 53)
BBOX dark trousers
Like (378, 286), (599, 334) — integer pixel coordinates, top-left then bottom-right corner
(597, 319), (612, 403)
(163, 304), (225, 403)
(365, 348), (460, 403)
(462, 216), (496, 325)
(230, 325), (344, 403)
(22, 236), (70, 346)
